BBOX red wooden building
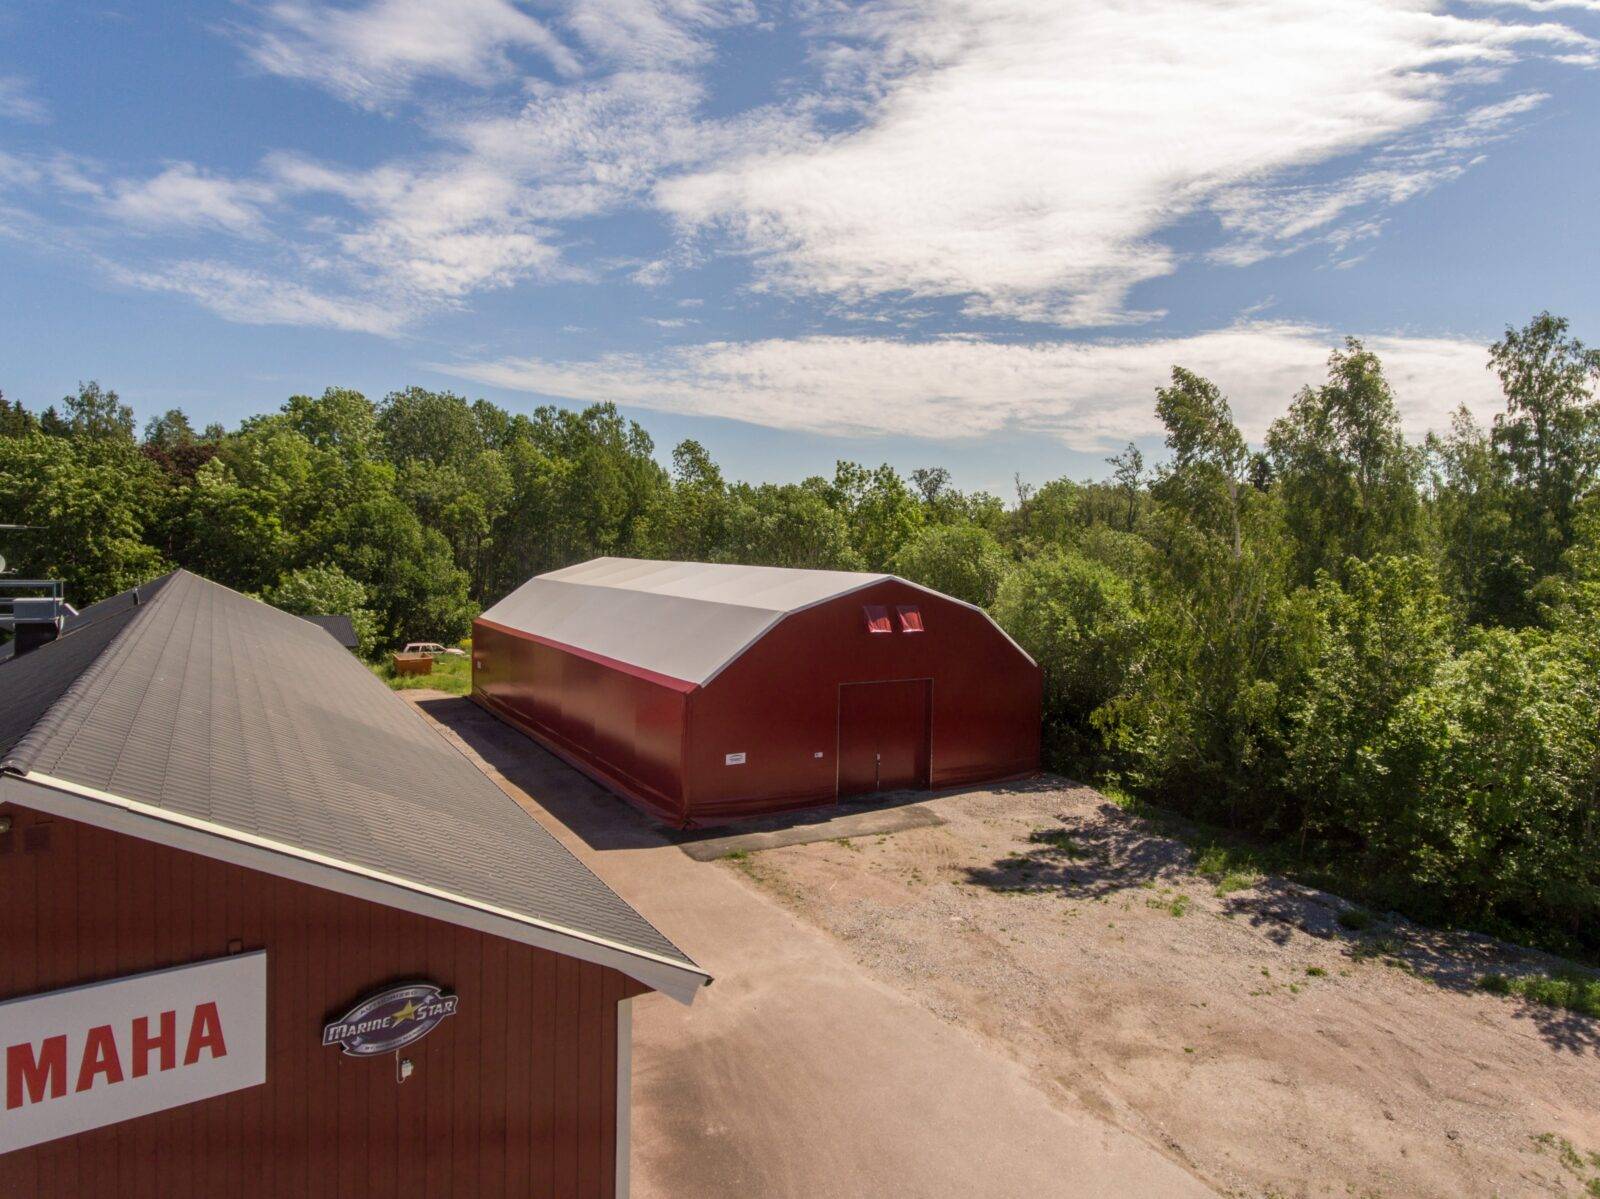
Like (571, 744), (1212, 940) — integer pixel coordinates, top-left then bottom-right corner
(473, 558), (1040, 826)
(0, 570), (709, 1197)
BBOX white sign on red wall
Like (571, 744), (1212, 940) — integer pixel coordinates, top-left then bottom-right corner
(0, 952), (267, 1155)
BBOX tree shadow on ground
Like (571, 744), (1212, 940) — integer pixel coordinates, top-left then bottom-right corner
(960, 798), (1600, 1056)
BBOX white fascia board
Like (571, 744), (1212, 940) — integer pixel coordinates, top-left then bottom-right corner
(0, 771), (711, 1005)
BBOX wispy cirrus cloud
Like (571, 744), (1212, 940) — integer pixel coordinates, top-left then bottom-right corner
(0, 76), (48, 124)
(109, 259), (411, 336)
(103, 164), (278, 235)
(241, 0), (583, 106)
(658, 0), (1594, 326)
(443, 323), (1504, 449)
(3, 0), (1594, 434)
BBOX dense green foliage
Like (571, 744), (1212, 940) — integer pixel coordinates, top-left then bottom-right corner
(3, 311), (1597, 951)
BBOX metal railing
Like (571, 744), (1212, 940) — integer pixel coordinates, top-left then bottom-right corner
(0, 579), (67, 630)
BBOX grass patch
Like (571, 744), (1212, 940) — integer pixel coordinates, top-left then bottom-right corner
(1029, 828), (1088, 857)
(1146, 892), (1191, 917)
(372, 652), (472, 696)
(1530, 1133), (1600, 1193)
(1305, 966), (1327, 978)
(1192, 843), (1262, 896)
(720, 849), (750, 862)
(1336, 906), (1376, 932)
(1479, 970), (1600, 1019)
(1094, 773), (1600, 964)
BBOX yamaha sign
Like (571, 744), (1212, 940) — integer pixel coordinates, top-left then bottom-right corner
(0, 952), (267, 1154)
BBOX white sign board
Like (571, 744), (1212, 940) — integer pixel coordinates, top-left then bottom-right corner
(724, 752), (746, 766)
(1, 952), (266, 1154)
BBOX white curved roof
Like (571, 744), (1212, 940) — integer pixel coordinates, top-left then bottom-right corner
(480, 558), (892, 686)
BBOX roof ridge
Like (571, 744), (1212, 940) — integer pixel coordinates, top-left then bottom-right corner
(1, 569), (182, 775)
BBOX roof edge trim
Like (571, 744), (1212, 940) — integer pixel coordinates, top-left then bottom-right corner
(695, 573), (1038, 686)
(1, 769), (711, 1004)
(694, 575), (889, 687)
(0, 571), (176, 775)
(888, 577), (1038, 669)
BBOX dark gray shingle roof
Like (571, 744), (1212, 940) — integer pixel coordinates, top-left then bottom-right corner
(0, 570), (701, 989)
(299, 613), (359, 649)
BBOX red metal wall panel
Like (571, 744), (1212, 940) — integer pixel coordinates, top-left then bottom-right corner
(683, 580), (1040, 821)
(473, 581), (1039, 827)
(472, 619), (690, 822)
(0, 805), (646, 1199)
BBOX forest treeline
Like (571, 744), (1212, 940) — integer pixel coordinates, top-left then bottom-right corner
(2, 312), (1598, 953)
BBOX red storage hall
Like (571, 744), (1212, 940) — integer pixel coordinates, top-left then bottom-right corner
(0, 570), (708, 1197)
(472, 558), (1041, 826)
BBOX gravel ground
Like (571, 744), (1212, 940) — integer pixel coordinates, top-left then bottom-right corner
(719, 778), (1600, 1199)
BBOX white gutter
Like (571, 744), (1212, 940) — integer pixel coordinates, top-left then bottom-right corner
(616, 996), (634, 1197)
(0, 770), (711, 1005)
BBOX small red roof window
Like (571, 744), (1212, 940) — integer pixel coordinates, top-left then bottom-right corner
(896, 605), (924, 633)
(863, 604), (892, 634)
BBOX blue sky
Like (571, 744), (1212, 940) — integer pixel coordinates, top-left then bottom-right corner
(2, 0), (1597, 494)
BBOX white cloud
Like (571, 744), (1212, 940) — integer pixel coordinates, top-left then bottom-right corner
(658, 0), (1594, 326)
(244, 0), (581, 106)
(241, 0), (759, 106)
(112, 260), (408, 336)
(11, 0), (1593, 350)
(1209, 91), (1551, 264)
(560, 0), (758, 68)
(1464, 0), (1600, 11)
(0, 76), (48, 124)
(104, 164), (276, 235)
(442, 324), (1503, 449)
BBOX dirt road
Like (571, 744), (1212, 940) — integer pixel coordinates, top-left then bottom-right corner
(731, 778), (1600, 1198)
(408, 694), (1214, 1198)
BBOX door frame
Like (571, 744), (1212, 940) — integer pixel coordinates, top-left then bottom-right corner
(834, 677), (934, 800)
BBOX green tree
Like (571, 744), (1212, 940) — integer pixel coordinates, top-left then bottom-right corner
(1427, 406), (1524, 625)
(143, 408), (196, 451)
(1285, 556), (1456, 850)
(1371, 627), (1599, 934)
(0, 430), (166, 602)
(993, 550), (1142, 769)
(0, 392), (40, 438)
(44, 381), (137, 443)
(890, 523), (1010, 607)
(1106, 442), (1146, 533)
(1487, 312), (1600, 592)
(723, 481), (861, 570)
(1266, 339), (1423, 585)
(377, 387), (481, 467)
(262, 564), (381, 657)
(827, 462), (924, 570)
(282, 388), (378, 458)
(1152, 367), (1249, 557)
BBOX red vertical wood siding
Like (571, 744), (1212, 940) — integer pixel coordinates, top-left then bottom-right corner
(0, 806), (647, 1199)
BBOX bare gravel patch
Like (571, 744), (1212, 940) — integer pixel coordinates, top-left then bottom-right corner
(720, 778), (1600, 1199)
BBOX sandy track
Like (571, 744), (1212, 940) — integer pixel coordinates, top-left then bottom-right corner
(726, 779), (1600, 1199)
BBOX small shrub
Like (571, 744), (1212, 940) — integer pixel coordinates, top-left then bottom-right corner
(1480, 970), (1600, 1018)
(1305, 966), (1327, 978)
(1337, 907), (1375, 931)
